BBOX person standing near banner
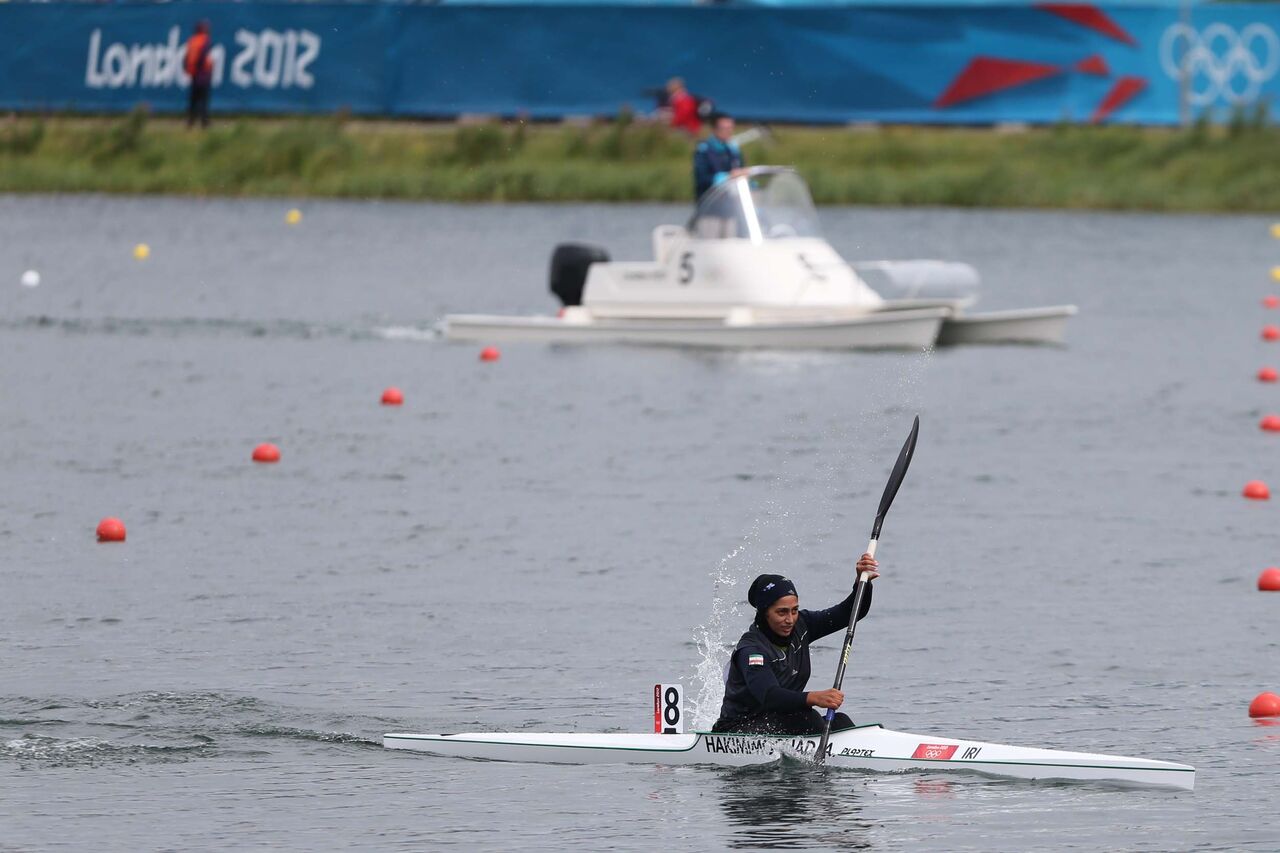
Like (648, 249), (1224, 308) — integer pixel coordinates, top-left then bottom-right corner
(666, 78), (703, 136)
(184, 20), (214, 129)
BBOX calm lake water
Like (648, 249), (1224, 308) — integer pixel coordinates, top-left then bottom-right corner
(2, 195), (1279, 851)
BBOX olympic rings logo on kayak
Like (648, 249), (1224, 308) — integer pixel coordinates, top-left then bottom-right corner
(1159, 23), (1280, 106)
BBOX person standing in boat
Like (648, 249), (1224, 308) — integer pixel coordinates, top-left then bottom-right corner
(693, 112), (748, 199)
(712, 554), (878, 736)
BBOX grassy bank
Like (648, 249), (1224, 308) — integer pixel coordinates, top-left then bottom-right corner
(2, 110), (1278, 210)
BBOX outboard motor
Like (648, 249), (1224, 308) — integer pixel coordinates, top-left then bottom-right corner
(549, 243), (610, 307)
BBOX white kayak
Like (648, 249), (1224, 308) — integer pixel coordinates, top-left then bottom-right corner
(443, 306), (948, 351)
(383, 722), (1194, 790)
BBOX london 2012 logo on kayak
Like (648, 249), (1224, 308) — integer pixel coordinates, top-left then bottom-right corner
(1159, 23), (1280, 107)
(911, 743), (959, 760)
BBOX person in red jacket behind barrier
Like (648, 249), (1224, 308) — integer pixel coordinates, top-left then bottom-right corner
(185, 20), (214, 129)
(666, 78), (703, 136)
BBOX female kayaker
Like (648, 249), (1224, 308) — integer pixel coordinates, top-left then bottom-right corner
(712, 554), (878, 736)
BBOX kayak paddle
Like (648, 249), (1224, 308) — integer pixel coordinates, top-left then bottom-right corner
(815, 415), (919, 765)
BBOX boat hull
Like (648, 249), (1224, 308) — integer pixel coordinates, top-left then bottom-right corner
(935, 305), (1078, 347)
(443, 308), (947, 351)
(383, 724), (1194, 790)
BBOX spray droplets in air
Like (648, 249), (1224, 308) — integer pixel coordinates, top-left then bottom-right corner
(687, 507), (801, 729)
(688, 535), (752, 729)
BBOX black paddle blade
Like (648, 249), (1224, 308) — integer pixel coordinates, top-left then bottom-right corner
(870, 415), (919, 540)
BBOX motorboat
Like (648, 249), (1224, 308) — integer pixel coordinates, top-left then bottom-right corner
(443, 167), (1075, 350)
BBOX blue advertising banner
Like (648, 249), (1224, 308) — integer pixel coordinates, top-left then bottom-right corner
(0, 3), (1276, 124)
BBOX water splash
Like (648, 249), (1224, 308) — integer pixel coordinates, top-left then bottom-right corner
(0, 315), (384, 342)
(0, 691), (386, 769)
(686, 507), (798, 730)
(687, 538), (750, 731)
(2, 733), (213, 767)
(373, 324), (441, 342)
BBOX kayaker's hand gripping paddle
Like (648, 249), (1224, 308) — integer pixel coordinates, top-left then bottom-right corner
(815, 415), (919, 765)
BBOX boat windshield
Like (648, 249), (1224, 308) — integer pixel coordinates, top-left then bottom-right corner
(688, 169), (821, 243)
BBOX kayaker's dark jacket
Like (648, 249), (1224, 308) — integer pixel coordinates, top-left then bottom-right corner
(715, 587), (872, 726)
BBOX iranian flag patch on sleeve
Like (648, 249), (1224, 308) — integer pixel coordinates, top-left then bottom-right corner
(748, 654), (765, 666)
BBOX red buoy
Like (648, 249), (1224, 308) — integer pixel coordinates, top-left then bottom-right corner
(1259, 367), (1279, 383)
(479, 347), (501, 362)
(1259, 567), (1280, 591)
(381, 387), (404, 406)
(96, 517), (126, 542)
(252, 443), (281, 464)
(1244, 480), (1271, 500)
(1261, 415), (1280, 432)
(1266, 296), (1280, 309)
(1264, 326), (1280, 341)
(1250, 692), (1280, 717)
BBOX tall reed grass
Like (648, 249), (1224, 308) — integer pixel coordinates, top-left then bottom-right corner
(1, 110), (1277, 210)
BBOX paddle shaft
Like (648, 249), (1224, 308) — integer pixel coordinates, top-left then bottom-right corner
(813, 540), (876, 764)
(830, 540), (877, 692)
(815, 416), (919, 765)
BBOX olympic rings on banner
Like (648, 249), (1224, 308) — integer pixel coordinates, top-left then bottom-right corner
(1160, 23), (1280, 107)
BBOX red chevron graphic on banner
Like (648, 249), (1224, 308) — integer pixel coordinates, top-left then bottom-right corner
(1091, 76), (1147, 123)
(1074, 54), (1110, 76)
(934, 57), (1063, 108)
(1035, 4), (1137, 45)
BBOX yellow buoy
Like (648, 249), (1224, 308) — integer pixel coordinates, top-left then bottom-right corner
(285, 208), (302, 225)
(133, 243), (150, 260)
(1270, 223), (1280, 239)
(1273, 266), (1280, 283)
